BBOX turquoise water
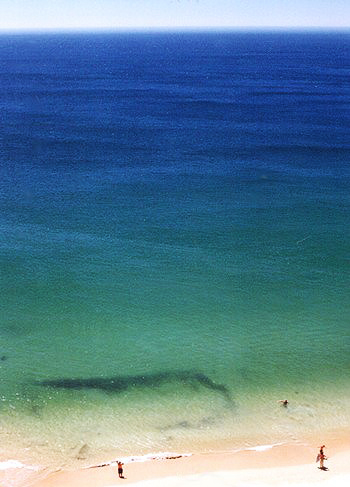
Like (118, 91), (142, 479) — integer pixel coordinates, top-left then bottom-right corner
(0, 32), (349, 472)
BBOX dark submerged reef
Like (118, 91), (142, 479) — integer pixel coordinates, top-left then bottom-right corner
(35, 370), (232, 402)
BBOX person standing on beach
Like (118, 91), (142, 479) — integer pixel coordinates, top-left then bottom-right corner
(317, 445), (327, 470)
(117, 461), (125, 478)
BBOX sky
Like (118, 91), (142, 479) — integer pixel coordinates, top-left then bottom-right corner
(0, 0), (349, 31)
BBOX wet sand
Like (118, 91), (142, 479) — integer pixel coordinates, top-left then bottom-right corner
(28, 433), (350, 487)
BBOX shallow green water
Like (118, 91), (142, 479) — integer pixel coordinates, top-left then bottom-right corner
(0, 32), (349, 472)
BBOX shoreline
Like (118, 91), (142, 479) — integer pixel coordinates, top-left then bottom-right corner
(5, 430), (349, 487)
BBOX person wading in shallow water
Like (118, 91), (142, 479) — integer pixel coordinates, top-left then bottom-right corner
(317, 445), (328, 470)
(117, 461), (125, 478)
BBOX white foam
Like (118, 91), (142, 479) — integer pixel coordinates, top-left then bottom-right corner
(90, 445), (283, 469)
(88, 451), (192, 469)
(0, 460), (38, 471)
(120, 452), (192, 464)
(245, 442), (284, 452)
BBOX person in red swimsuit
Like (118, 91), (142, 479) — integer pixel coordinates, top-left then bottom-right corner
(117, 461), (125, 478)
(317, 445), (328, 470)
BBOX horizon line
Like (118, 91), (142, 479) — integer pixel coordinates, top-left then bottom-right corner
(0, 26), (350, 34)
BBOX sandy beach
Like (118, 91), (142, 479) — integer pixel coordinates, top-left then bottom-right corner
(10, 432), (346, 487)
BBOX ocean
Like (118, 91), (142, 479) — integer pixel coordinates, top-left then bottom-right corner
(0, 30), (349, 480)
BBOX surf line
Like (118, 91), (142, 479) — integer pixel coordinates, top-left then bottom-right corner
(85, 452), (192, 469)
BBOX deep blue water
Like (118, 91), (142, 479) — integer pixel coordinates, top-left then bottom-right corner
(0, 31), (349, 466)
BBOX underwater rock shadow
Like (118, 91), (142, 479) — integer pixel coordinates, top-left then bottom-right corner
(159, 415), (217, 432)
(35, 370), (233, 403)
